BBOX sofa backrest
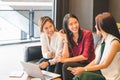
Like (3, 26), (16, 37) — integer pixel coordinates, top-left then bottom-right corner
(92, 32), (100, 47)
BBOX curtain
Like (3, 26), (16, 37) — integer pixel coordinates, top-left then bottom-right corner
(53, 0), (69, 31)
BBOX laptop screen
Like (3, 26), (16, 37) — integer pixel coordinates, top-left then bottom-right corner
(20, 61), (60, 80)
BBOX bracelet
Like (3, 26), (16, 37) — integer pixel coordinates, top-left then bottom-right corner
(84, 68), (88, 71)
(47, 61), (50, 66)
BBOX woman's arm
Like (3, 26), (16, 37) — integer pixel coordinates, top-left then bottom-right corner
(55, 32), (70, 63)
(81, 31), (95, 61)
(41, 33), (54, 58)
(85, 40), (120, 71)
(62, 42), (70, 58)
(56, 33), (70, 58)
(48, 33), (70, 65)
(71, 40), (120, 75)
(62, 55), (87, 63)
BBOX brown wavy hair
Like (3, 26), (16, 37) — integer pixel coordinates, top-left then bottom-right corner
(38, 16), (57, 33)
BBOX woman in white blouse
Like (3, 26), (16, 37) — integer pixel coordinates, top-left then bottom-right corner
(68, 12), (120, 80)
(37, 16), (69, 73)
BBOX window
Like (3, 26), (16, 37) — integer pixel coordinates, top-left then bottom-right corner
(0, 0), (53, 45)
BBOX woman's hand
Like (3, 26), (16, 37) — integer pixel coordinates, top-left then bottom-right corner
(59, 29), (67, 40)
(39, 61), (49, 69)
(70, 67), (84, 76)
(56, 55), (66, 63)
(47, 51), (54, 58)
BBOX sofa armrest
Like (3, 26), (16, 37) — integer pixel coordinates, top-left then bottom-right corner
(24, 45), (43, 62)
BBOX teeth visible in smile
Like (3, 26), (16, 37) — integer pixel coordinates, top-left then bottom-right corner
(72, 28), (77, 31)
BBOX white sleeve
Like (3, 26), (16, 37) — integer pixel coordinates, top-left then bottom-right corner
(48, 35), (64, 66)
(40, 33), (51, 58)
(55, 34), (64, 57)
(48, 59), (56, 65)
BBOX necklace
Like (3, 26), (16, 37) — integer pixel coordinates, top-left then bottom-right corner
(73, 36), (78, 45)
(73, 33), (79, 45)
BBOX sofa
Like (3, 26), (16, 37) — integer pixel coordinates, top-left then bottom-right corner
(24, 33), (100, 63)
(24, 44), (43, 63)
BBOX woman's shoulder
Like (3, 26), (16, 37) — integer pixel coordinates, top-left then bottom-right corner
(104, 34), (120, 46)
(82, 29), (93, 37)
(50, 32), (62, 40)
(108, 35), (120, 51)
(82, 29), (92, 34)
(109, 34), (120, 43)
(54, 31), (59, 35)
(53, 32), (63, 37)
(40, 33), (46, 37)
(53, 32), (64, 41)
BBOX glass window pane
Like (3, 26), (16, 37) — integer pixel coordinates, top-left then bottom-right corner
(0, 0), (53, 45)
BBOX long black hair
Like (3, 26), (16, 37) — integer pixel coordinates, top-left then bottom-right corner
(95, 12), (120, 39)
(62, 13), (83, 48)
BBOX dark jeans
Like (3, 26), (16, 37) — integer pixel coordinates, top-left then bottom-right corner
(36, 58), (55, 72)
(73, 70), (106, 80)
(54, 62), (63, 79)
(62, 62), (88, 80)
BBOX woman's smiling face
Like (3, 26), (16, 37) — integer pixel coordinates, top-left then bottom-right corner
(43, 21), (55, 37)
(68, 17), (79, 34)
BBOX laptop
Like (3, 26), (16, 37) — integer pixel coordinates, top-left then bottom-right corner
(20, 61), (61, 80)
